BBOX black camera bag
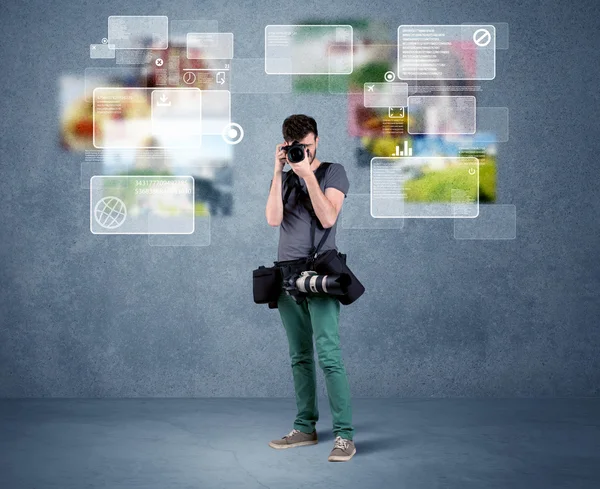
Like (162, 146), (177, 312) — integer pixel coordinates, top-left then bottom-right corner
(252, 265), (282, 304)
(311, 249), (365, 305)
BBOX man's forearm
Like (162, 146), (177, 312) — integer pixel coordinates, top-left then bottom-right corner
(304, 172), (336, 228)
(266, 170), (283, 226)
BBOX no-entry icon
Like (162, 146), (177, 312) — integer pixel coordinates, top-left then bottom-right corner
(473, 28), (492, 47)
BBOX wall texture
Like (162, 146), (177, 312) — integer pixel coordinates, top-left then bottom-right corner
(1, 0), (598, 397)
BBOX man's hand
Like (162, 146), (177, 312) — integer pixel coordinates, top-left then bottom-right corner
(274, 142), (287, 173)
(289, 147), (312, 179)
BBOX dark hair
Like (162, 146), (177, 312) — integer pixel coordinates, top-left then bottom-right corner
(282, 114), (318, 142)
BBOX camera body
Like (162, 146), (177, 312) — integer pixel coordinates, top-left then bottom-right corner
(282, 142), (309, 164)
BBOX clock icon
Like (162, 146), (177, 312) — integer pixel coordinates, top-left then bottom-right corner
(183, 72), (196, 85)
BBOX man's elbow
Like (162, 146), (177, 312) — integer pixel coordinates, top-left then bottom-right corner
(321, 218), (336, 229)
(265, 207), (279, 226)
(321, 211), (341, 229)
(266, 215), (282, 227)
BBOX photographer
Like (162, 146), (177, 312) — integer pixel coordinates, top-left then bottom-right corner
(265, 114), (356, 462)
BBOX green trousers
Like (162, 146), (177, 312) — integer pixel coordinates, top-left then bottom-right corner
(277, 289), (354, 441)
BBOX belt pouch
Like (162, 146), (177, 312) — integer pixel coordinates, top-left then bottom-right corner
(252, 265), (282, 304)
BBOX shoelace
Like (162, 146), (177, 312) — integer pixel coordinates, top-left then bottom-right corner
(334, 436), (349, 450)
(284, 429), (301, 439)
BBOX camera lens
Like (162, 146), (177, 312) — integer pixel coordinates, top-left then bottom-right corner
(287, 143), (305, 164)
(295, 271), (350, 295)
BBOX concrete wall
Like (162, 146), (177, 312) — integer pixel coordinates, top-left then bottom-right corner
(1, 0), (598, 397)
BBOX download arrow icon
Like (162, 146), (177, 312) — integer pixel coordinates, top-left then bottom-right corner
(154, 91), (172, 107)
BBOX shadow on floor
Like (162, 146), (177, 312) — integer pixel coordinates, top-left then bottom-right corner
(352, 435), (399, 454)
(317, 430), (399, 454)
(317, 420), (384, 443)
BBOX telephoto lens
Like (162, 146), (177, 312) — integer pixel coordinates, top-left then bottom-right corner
(295, 271), (350, 296)
(284, 142), (307, 164)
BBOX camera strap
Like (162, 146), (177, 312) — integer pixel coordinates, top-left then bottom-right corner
(282, 162), (331, 210)
(307, 215), (331, 267)
(281, 162), (333, 268)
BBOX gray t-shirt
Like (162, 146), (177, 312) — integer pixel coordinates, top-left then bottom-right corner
(270, 162), (350, 261)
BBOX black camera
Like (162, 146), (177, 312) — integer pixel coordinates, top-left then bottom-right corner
(282, 142), (308, 164)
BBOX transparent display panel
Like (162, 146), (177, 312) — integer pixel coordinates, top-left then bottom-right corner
(398, 25), (495, 80)
(230, 58), (291, 93)
(371, 157), (479, 218)
(475, 107), (509, 142)
(148, 216), (211, 246)
(90, 43), (115, 59)
(84, 67), (146, 102)
(170, 20), (219, 43)
(200, 90), (230, 135)
(115, 50), (148, 64)
(92, 87), (202, 149)
(90, 176), (195, 234)
(341, 194), (405, 229)
(454, 204), (516, 239)
(265, 25), (353, 75)
(187, 33), (234, 59)
(363, 82), (408, 108)
(408, 96), (476, 135)
(108, 16), (169, 50)
(326, 42), (395, 95)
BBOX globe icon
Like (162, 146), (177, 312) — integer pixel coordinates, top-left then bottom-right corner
(94, 196), (127, 229)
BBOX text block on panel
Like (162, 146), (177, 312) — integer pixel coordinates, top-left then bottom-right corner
(398, 25), (495, 80)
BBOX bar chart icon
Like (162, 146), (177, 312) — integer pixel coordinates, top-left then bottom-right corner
(392, 140), (412, 156)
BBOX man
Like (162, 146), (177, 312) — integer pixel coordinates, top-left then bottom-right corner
(265, 114), (356, 462)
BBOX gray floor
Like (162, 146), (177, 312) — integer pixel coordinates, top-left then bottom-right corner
(1, 398), (599, 489)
